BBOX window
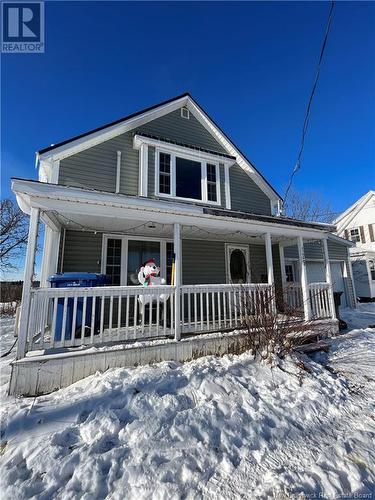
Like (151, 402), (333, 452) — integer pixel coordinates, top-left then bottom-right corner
(181, 107), (190, 119)
(349, 228), (361, 243)
(156, 150), (220, 204)
(176, 157), (201, 200)
(106, 238), (122, 285)
(285, 264), (295, 283)
(159, 152), (171, 194)
(207, 163), (217, 202)
(369, 260), (375, 281)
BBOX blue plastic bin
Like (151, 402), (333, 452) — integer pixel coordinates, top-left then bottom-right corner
(49, 272), (109, 342)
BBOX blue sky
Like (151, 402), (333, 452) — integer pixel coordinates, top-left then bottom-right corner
(2, 1), (375, 278)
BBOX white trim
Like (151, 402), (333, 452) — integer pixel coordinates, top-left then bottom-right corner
(174, 223), (181, 341)
(297, 236), (311, 321)
(225, 244), (251, 284)
(279, 243), (287, 285)
(154, 145), (222, 206)
(224, 164), (231, 210)
(138, 144), (148, 197)
(264, 232), (274, 285)
(17, 207), (40, 359)
(180, 107), (190, 119)
(116, 151), (122, 194)
(322, 238), (336, 319)
(102, 234), (173, 286)
(134, 134), (234, 165)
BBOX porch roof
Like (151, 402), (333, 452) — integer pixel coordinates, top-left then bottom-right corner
(12, 178), (333, 242)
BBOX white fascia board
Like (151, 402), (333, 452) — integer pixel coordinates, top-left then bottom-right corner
(133, 134), (236, 165)
(328, 233), (354, 247)
(185, 99), (281, 204)
(12, 179), (329, 240)
(38, 96), (189, 162)
(334, 191), (374, 230)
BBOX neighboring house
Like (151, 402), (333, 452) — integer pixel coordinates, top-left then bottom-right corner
(334, 190), (375, 300)
(10, 93), (356, 396)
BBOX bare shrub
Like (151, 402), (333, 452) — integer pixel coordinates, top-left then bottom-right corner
(238, 285), (316, 362)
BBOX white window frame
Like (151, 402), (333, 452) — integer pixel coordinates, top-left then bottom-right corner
(102, 234), (173, 286)
(181, 107), (190, 119)
(155, 147), (221, 205)
(349, 228), (361, 243)
(225, 244), (251, 284)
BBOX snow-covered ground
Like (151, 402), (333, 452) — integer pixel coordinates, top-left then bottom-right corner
(0, 305), (374, 499)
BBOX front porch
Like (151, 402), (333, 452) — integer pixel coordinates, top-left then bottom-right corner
(10, 179), (341, 395)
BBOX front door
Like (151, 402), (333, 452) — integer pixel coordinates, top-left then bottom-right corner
(226, 245), (250, 284)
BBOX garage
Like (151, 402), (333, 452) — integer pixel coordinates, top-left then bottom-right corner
(306, 261), (347, 307)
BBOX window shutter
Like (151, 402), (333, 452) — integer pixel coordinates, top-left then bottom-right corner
(344, 229), (349, 240)
(359, 225), (366, 243)
(369, 224), (374, 242)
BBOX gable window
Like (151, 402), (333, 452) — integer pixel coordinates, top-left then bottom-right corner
(181, 107), (190, 119)
(159, 152), (171, 194)
(207, 163), (218, 202)
(349, 228), (360, 243)
(176, 157), (202, 200)
(156, 149), (220, 204)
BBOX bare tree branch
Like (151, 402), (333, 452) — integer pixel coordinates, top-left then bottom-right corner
(284, 189), (334, 223)
(0, 199), (29, 270)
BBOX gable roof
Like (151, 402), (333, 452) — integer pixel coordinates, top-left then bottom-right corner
(333, 190), (375, 233)
(37, 93), (282, 202)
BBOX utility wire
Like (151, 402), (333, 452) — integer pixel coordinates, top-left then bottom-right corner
(284, 0), (335, 207)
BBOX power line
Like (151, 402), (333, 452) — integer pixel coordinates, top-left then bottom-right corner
(284, 0), (335, 206)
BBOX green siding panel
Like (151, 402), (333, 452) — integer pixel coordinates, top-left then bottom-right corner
(58, 107), (272, 215)
(182, 240), (226, 285)
(62, 230), (102, 273)
(230, 165), (272, 215)
(284, 240), (348, 261)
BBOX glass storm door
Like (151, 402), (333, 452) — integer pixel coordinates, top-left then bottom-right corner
(226, 245), (250, 284)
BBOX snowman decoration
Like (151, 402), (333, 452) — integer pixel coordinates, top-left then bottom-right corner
(137, 259), (168, 306)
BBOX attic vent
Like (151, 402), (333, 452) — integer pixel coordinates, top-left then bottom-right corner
(181, 107), (190, 119)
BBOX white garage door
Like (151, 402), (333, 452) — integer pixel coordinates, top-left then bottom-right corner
(306, 261), (347, 307)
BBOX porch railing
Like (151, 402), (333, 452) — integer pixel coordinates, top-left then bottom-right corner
(283, 282), (333, 320)
(23, 281), (334, 355)
(180, 283), (274, 334)
(27, 285), (175, 351)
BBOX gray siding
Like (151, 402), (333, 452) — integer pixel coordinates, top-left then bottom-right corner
(284, 240), (348, 261)
(61, 230), (102, 273)
(59, 108), (225, 195)
(230, 165), (272, 215)
(284, 240), (356, 306)
(58, 107), (273, 216)
(182, 240), (226, 285)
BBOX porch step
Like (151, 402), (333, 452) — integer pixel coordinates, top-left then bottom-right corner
(295, 340), (330, 354)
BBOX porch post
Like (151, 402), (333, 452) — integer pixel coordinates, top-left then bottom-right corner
(264, 232), (274, 285)
(40, 226), (60, 286)
(322, 238), (336, 319)
(173, 223), (181, 341)
(278, 243), (287, 287)
(297, 236), (311, 321)
(265, 232), (276, 313)
(17, 207), (40, 359)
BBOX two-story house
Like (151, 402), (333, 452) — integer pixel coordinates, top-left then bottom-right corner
(10, 93), (356, 396)
(334, 190), (375, 300)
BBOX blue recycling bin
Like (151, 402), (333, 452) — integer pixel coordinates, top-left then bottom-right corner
(49, 272), (109, 342)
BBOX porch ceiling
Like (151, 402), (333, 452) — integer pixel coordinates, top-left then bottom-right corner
(13, 178), (330, 241)
(46, 210), (304, 245)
